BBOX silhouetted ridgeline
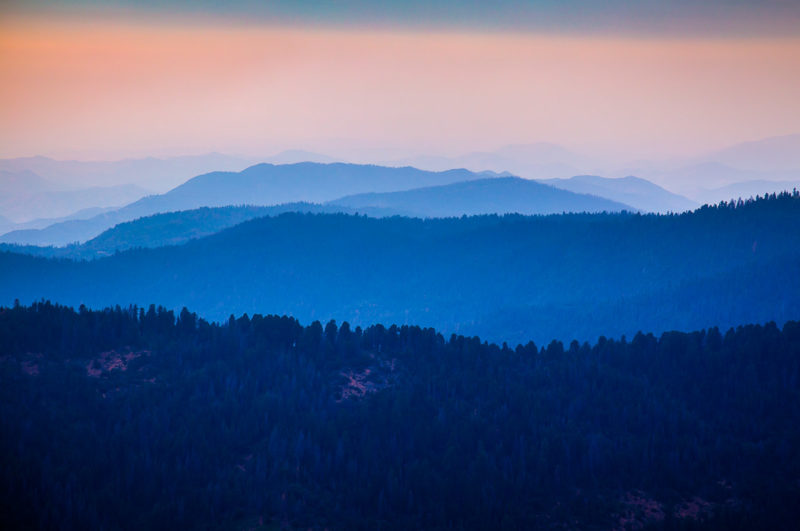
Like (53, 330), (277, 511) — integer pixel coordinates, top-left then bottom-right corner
(2, 193), (799, 345)
(1, 302), (799, 529)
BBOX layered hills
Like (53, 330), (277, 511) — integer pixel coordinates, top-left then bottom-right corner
(0, 163), (632, 246)
(2, 193), (798, 344)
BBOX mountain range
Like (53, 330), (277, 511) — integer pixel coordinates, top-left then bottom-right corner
(0, 175), (634, 259)
(624, 162), (800, 203)
(4, 133), (799, 230)
(0, 164), (630, 246)
(391, 135), (800, 200)
(4, 134), (800, 246)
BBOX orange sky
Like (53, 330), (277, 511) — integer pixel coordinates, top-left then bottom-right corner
(1, 17), (799, 160)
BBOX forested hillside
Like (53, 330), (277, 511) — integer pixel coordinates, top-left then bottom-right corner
(1, 302), (798, 529)
(2, 193), (799, 344)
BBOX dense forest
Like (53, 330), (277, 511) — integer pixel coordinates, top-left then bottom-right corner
(1, 192), (799, 344)
(1, 302), (798, 529)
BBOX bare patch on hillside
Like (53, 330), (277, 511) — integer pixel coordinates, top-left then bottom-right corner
(0, 352), (43, 376)
(674, 496), (714, 520)
(616, 491), (665, 530)
(614, 489), (733, 530)
(87, 349), (151, 377)
(337, 356), (400, 402)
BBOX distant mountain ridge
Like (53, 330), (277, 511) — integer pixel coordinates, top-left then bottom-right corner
(0, 169), (52, 195)
(155, 162), (499, 209)
(626, 161), (800, 201)
(387, 142), (591, 180)
(0, 167), (151, 223)
(8, 207), (118, 232)
(4, 157), (794, 249)
(329, 177), (633, 217)
(0, 153), (254, 193)
(390, 135), (800, 201)
(1, 184), (150, 224)
(538, 175), (697, 213)
(704, 134), (800, 172)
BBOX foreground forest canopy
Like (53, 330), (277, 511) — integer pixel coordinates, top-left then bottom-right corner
(1, 302), (799, 529)
(2, 192), (799, 344)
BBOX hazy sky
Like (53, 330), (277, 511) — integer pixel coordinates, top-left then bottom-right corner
(2, 1), (799, 161)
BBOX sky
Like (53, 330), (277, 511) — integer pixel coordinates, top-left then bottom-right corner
(1, 1), (799, 162)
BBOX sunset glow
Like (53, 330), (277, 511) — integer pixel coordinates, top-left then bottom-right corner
(2, 16), (799, 160)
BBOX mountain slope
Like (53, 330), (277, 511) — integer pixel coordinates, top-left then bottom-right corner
(2, 193), (799, 344)
(329, 177), (633, 217)
(539, 175), (696, 213)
